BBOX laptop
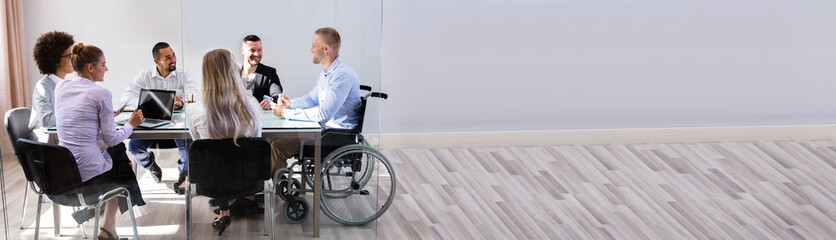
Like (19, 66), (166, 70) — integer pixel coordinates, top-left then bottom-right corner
(117, 89), (176, 128)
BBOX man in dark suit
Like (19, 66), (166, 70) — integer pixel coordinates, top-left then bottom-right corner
(241, 34), (283, 109)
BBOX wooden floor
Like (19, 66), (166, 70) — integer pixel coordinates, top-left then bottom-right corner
(0, 140), (835, 239)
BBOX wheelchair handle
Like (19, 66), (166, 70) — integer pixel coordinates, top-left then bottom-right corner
(370, 92), (388, 99)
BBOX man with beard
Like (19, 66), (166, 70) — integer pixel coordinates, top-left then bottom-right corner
(240, 35), (283, 110)
(119, 42), (196, 194)
(269, 27), (361, 174)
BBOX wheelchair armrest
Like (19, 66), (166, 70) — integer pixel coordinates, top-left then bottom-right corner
(321, 128), (359, 137)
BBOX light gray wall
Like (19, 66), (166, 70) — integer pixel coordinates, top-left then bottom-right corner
(22, 1), (836, 136)
(180, 0), (382, 133)
(22, 0), (183, 105)
(380, 0), (836, 133)
(23, 0), (383, 133)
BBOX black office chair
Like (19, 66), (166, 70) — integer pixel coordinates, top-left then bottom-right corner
(274, 91), (397, 226)
(5, 107), (41, 230)
(14, 139), (139, 240)
(185, 137), (275, 240)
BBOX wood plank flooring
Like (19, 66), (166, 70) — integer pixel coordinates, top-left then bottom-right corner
(0, 140), (834, 239)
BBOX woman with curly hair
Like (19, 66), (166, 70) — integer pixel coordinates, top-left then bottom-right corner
(29, 31), (75, 143)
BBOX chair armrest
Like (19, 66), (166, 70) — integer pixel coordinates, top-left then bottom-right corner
(96, 187), (130, 205)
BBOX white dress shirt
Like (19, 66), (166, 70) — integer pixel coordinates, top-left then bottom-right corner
(185, 96), (262, 140)
(119, 66), (198, 108)
(29, 74), (63, 142)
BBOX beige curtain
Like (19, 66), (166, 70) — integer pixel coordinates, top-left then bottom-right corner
(1, 0), (28, 153)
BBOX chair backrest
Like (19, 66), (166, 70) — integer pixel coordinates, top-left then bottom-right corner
(5, 107), (37, 152)
(14, 138), (84, 195)
(188, 138), (271, 192)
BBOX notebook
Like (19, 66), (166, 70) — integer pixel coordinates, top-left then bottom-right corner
(117, 89), (176, 128)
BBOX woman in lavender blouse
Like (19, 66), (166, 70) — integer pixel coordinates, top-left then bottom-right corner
(54, 43), (146, 240)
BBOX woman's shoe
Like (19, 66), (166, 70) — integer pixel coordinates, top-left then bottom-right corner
(173, 182), (185, 195)
(173, 170), (187, 194)
(97, 227), (128, 240)
(212, 216), (231, 235)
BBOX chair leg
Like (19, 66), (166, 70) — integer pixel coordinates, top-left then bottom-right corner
(52, 203), (61, 237)
(126, 193), (139, 239)
(79, 220), (87, 239)
(269, 186), (276, 240)
(263, 182), (269, 236)
(186, 183), (192, 240)
(75, 206), (88, 239)
(0, 159), (10, 240)
(93, 203), (101, 240)
(34, 195), (42, 240)
(20, 183), (29, 229)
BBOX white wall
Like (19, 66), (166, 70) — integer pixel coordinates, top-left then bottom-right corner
(380, 0), (836, 133)
(180, 0), (382, 133)
(22, 0), (836, 136)
(22, 0), (183, 106)
(23, 0), (383, 134)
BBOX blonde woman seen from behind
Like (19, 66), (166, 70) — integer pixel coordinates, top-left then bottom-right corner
(185, 48), (262, 235)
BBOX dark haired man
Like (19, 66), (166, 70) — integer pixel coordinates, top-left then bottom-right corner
(119, 42), (196, 193)
(241, 34), (283, 110)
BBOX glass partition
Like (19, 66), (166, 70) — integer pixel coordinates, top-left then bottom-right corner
(21, 0), (381, 238)
(181, 0), (382, 238)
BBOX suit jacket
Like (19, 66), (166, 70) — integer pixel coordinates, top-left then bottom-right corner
(244, 63), (283, 103)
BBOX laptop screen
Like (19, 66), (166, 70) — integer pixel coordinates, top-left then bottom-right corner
(138, 89), (175, 120)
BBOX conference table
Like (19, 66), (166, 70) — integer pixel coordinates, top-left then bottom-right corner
(47, 109), (326, 238)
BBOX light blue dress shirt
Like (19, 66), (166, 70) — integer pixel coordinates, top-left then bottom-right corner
(286, 56), (361, 130)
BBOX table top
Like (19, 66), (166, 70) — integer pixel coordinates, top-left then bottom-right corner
(47, 110), (322, 135)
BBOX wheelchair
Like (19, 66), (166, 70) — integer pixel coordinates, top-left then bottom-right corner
(273, 86), (396, 226)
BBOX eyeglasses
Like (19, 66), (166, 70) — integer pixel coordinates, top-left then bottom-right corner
(61, 53), (73, 58)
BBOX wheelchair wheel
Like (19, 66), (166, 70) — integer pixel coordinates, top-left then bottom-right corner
(302, 134), (372, 188)
(321, 147), (377, 199)
(277, 177), (302, 201)
(281, 196), (309, 224)
(303, 146), (375, 194)
(319, 144), (396, 226)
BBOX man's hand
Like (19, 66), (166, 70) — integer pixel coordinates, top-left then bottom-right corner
(260, 99), (271, 110)
(279, 94), (291, 109)
(174, 96), (183, 108)
(271, 103), (286, 118)
(128, 109), (145, 128)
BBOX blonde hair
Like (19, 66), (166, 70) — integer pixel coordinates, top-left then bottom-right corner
(200, 49), (258, 143)
(70, 43), (102, 73)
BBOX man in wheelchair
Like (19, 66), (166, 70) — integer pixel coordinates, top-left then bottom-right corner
(269, 27), (362, 174)
(268, 27), (395, 226)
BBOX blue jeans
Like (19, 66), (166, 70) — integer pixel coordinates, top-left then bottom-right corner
(128, 139), (191, 171)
